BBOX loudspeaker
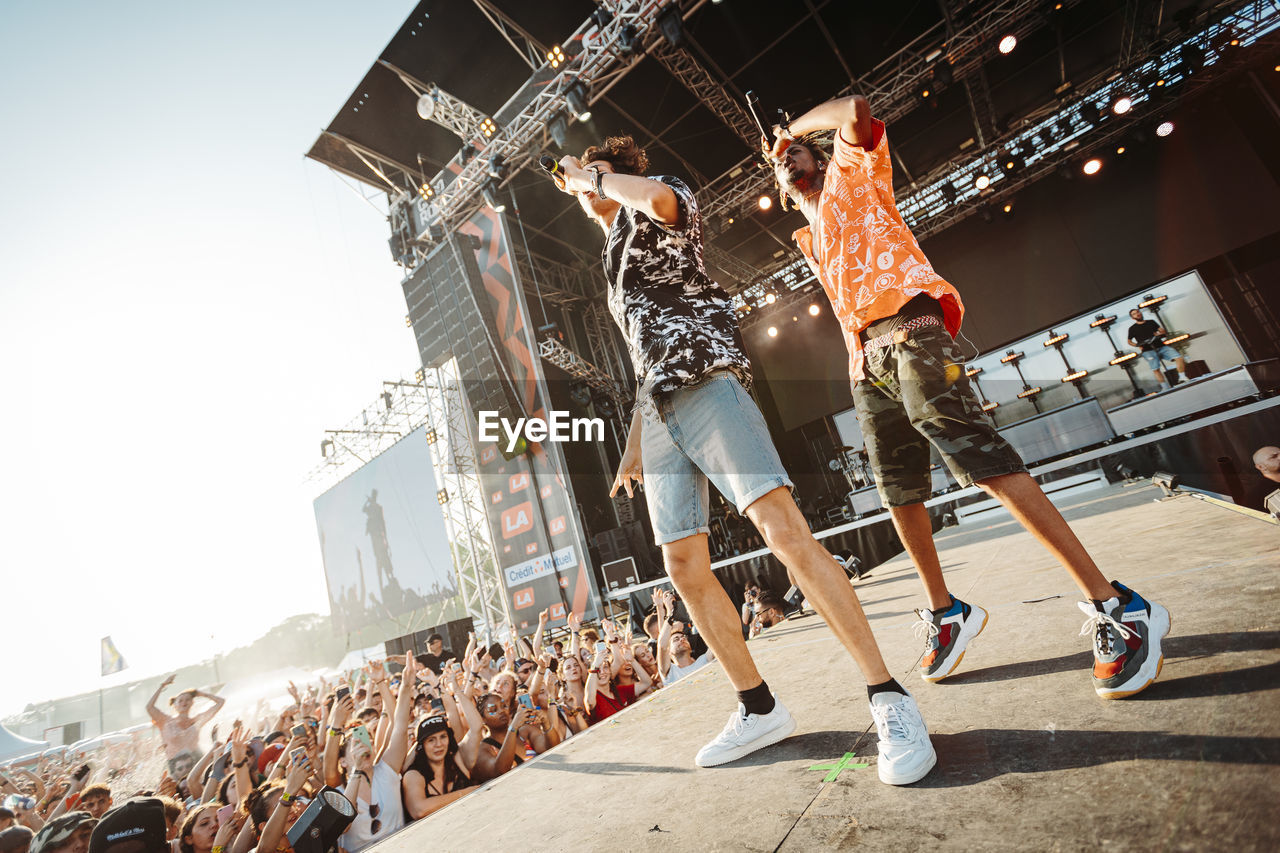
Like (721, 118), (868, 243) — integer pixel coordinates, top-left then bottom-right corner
(782, 585), (805, 613)
(1185, 359), (1210, 379)
(602, 557), (638, 590)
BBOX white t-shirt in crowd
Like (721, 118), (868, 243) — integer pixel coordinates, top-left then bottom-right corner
(339, 760), (405, 852)
(665, 652), (712, 684)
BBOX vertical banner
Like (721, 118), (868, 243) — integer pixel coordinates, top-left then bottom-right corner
(457, 211), (602, 633)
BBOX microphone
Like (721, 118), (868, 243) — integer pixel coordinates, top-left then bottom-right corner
(539, 155), (566, 187)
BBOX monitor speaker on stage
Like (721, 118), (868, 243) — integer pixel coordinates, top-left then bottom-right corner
(602, 557), (638, 591)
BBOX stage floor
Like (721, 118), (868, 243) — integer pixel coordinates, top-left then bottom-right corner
(374, 483), (1280, 852)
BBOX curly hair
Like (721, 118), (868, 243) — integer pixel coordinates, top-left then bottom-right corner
(582, 135), (649, 176)
(775, 132), (831, 211)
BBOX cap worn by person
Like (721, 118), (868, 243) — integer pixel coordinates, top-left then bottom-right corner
(257, 743), (285, 775)
(0, 826), (34, 853)
(426, 633), (443, 644)
(88, 798), (168, 853)
(29, 812), (96, 853)
(514, 658), (534, 671)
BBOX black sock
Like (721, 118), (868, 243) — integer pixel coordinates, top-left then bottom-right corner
(738, 681), (775, 716)
(867, 678), (906, 701)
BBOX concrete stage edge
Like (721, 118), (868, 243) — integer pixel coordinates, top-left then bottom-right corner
(371, 484), (1280, 852)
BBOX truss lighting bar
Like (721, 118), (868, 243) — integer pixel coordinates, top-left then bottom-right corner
(1001, 351), (1025, 364)
(1110, 352), (1140, 365)
(1017, 386), (1044, 398)
(1139, 294), (1167, 308)
(1043, 332), (1069, 346)
(1062, 370), (1088, 382)
(982, 401), (1000, 411)
(1090, 315), (1117, 328)
(965, 366), (983, 377)
(1162, 333), (1190, 345)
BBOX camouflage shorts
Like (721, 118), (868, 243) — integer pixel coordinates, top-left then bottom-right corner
(852, 324), (1026, 507)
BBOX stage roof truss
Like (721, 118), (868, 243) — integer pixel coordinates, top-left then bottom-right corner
(378, 60), (491, 144)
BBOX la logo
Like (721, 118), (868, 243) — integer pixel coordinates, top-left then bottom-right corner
(502, 501), (534, 538)
(513, 589), (534, 609)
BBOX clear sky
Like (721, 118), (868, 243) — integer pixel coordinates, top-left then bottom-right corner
(0, 0), (424, 716)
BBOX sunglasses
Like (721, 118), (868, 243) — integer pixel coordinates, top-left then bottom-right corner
(368, 802), (381, 835)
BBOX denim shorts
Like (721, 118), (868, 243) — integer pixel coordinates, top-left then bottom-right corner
(1140, 345), (1181, 369)
(641, 371), (793, 545)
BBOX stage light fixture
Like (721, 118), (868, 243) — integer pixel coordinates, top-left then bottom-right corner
(1062, 370), (1088, 382)
(437, 489), (449, 505)
(427, 223), (445, 242)
(480, 117), (497, 138)
(415, 92), (437, 121)
(414, 368), (425, 383)
(1001, 350), (1025, 364)
(1001, 202), (1014, 216)
(1001, 151), (1024, 173)
(404, 314), (412, 327)
(1080, 102), (1101, 125)
(982, 401), (1000, 411)
(767, 326), (778, 337)
(1017, 386), (1043, 398)
(565, 83), (591, 122)
(764, 292), (776, 304)
(1055, 116), (1072, 138)
(1109, 352), (1139, 365)
(1180, 43), (1205, 74)
(1116, 144), (1127, 154)
(591, 7), (612, 28)
(998, 34), (1017, 54)
(918, 84), (932, 101)
(1082, 157), (1102, 175)
(965, 366), (983, 377)
(974, 173), (991, 190)
(1044, 331), (1069, 346)
(1162, 333), (1190, 345)
(758, 194), (773, 210)
(424, 428), (437, 444)
(549, 114), (569, 149)
(547, 44), (566, 69)
(1139, 294), (1166, 308)
(1156, 120), (1174, 137)
(482, 184), (506, 213)
(619, 24), (639, 55)
(286, 787), (356, 853)
(1112, 96), (1133, 115)
(932, 61), (953, 88)
(320, 439), (334, 458)
(1090, 314), (1117, 328)
(658, 5), (685, 47)
(459, 143), (476, 164)
(941, 182), (957, 204)
(418, 182), (434, 199)
(808, 303), (820, 316)
(486, 154), (507, 179)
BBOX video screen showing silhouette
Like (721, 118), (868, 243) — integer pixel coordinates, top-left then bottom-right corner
(313, 427), (460, 632)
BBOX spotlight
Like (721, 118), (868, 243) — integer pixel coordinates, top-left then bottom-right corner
(974, 173), (991, 190)
(1001, 152), (1024, 173)
(437, 489), (449, 505)
(320, 439), (334, 458)
(424, 428), (437, 444)
(546, 44), (566, 69)
(982, 401), (1000, 411)
(764, 292), (776, 304)
(1116, 143), (1127, 154)
(1082, 157), (1102, 175)
(1112, 95), (1133, 115)
(918, 84), (933, 102)
(1090, 314), (1117, 328)
(565, 83), (591, 122)
(482, 184), (506, 213)
(1180, 43), (1205, 74)
(941, 182), (957, 204)
(549, 114), (569, 149)
(932, 61), (954, 88)
(998, 34), (1017, 54)
(418, 182), (434, 199)
(414, 368), (425, 383)
(593, 393), (617, 420)
(758, 194), (773, 210)
(808, 304), (821, 316)
(1001, 350), (1025, 364)
(459, 142), (476, 164)
(1001, 201), (1014, 216)
(480, 117), (498, 138)
(1080, 102), (1101, 125)
(590, 7), (612, 29)
(619, 24), (639, 55)
(1156, 120), (1174, 137)
(767, 326), (778, 337)
(658, 5), (684, 47)
(1056, 116), (1072, 138)
(415, 92), (437, 121)
(486, 154), (507, 180)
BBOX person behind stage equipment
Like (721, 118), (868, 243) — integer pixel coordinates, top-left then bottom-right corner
(1127, 308), (1187, 388)
(547, 135), (936, 784)
(767, 94), (1169, 701)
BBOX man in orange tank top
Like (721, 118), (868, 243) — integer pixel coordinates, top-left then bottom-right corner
(767, 95), (1169, 700)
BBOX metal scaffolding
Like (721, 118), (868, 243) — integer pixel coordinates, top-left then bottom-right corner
(537, 338), (630, 411)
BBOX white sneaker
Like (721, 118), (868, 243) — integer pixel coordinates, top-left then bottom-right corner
(694, 695), (797, 767)
(869, 690), (936, 785)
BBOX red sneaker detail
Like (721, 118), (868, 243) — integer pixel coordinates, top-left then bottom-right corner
(1094, 656), (1126, 679)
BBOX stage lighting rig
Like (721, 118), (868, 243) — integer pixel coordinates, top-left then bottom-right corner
(618, 23), (639, 55)
(998, 34), (1017, 54)
(941, 182), (957, 204)
(437, 489), (449, 505)
(480, 117), (498, 138)
(1080, 102), (1101, 125)
(565, 82), (591, 122)
(1043, 331), (1069, 347)
(1162, 333), (1190, 345)
(415, 92), (437, 121)
(808, 303), (821, 316)
(1017, 386), (1044, 398)
(931, 60), (953, 89)
(1139, 294), (1166, 308)
(1000, 350), (1025, 364)
(1082, 157), (1102, 175)
(1112, 95), (1133, 115)
(767, 326), (778, 337)
(482, 184), (506, 213)
(657, 5), (684, 47)
(1109, 352), (1140, 365)
(547, 44), (566, 69)
(487, 154), (507, 180)
(424, 428), (437, 445)
(1090, 314), (1116, 328)
(974, 173), (991, 190)
(1156, 120), (1175, 137)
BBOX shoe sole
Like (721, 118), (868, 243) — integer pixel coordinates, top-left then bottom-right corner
(878, 745), (938, 786)
(921, 606), (989, 683)
(695, 714), (798, 768)
(1096, 603), (1171, 699)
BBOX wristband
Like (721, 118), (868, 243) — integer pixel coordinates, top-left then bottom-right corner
(328, 727), (342, 737)
(212, 847), (225, 853)
(279, 792), (294, 805)
(591, 167), (608, 201)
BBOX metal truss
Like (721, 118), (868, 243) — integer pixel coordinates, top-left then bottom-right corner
(378, 60), (491, 143)
(579, 301), (633, 390)
(537, 338), (630, 410)
(649, 39), (759, 150)
(703, 243), (770, 290)
(307, 380), (434, 487)
(513, 249), (595, 306)
(414, 0), (678, 238)
(420, 360), (511, 636)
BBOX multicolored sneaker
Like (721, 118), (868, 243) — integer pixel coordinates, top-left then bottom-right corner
(1077, 581), (1170, 699)
(914, 595), (989, 682)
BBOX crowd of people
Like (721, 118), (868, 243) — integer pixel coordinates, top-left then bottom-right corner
(0, 586), (787, 853)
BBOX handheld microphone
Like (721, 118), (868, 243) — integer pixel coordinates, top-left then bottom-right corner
(539, 154), (566, 187)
